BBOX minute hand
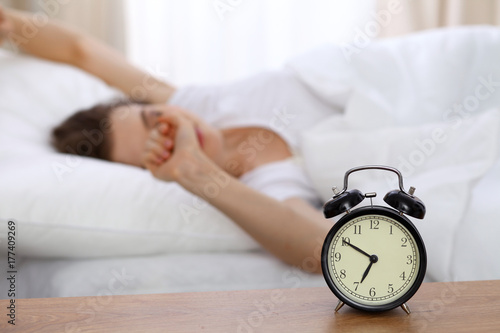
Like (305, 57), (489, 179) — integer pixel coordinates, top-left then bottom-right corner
(343, 240), (371, 258)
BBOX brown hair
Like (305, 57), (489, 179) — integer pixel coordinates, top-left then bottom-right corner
(51, 99), (132, 161)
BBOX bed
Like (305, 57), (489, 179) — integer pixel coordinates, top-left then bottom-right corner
(1, 26), (500, 299)
(0, 47), (326, 298)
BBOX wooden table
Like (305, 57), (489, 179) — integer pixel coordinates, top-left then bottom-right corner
(2, 280), (499, 332)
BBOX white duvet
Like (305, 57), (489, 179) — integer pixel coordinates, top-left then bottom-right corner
(290, 26), (500, 282)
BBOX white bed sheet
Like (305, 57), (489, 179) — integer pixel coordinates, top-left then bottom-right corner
(0, 251), (326, 299)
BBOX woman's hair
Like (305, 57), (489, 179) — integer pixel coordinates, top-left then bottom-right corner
(51, 99), (132, 161)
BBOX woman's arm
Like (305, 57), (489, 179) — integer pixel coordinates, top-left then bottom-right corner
(0, 5), (12, 44)
(143, 114), (330, 273)
(185, 164), (330, 273)
(1, 6), (175, 104)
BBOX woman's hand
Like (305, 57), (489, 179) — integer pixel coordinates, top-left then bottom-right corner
(142, 112), (209, 183)
(0, 6), (13, 45)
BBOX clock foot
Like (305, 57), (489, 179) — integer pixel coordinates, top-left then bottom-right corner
(401, 303), (411, 315)
(334, 300), (345, 312)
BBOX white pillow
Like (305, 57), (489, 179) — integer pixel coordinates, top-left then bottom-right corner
(0, 50), (258, 258)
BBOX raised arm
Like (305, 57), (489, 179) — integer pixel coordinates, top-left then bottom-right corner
(0, 6), (175, 104)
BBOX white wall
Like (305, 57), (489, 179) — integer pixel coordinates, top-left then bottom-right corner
(125, 0), (377, 85)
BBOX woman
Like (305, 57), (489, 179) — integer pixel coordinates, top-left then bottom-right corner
(0, 7), (334, 272)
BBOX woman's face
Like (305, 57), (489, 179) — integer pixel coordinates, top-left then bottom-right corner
(109, 103), (223, 167)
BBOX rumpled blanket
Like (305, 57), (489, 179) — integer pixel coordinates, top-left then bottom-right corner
(290, 26), (500, 281)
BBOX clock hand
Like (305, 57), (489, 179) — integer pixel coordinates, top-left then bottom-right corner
(360, 255), (378, 284)
(342, 240), (379, 283)
(342, 240), (371, 258)
(360, 262), (373, 283)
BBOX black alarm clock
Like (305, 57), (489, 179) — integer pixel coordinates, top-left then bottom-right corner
(321, 165), (426, 314)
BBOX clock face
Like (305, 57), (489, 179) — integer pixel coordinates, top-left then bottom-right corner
(322, 206), (426, 311)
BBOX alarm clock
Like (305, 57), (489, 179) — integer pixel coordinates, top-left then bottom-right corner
(321, 165), (427, 314)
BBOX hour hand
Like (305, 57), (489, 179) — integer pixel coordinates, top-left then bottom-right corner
(360, 262), (373, 283)
(360, 255), (378, 283)
(342, 240), (371, 258)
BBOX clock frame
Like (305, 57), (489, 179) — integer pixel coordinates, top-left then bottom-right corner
(320, 165), (427, 314)
(321, 205), (427, 313)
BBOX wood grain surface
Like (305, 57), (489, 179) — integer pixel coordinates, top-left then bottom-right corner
(1, 280), (499, 332)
